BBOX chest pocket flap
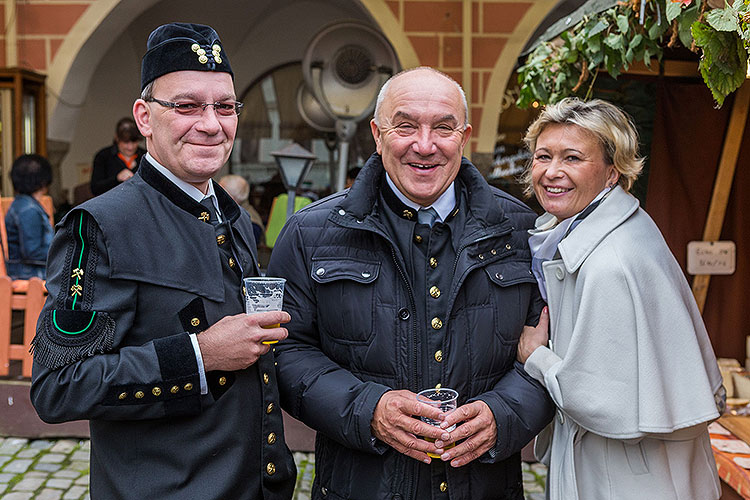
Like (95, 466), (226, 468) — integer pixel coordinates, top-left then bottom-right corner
(310, 258), (380, 345)
(311, 258), (380, 284)
(484, 259), (536, 287)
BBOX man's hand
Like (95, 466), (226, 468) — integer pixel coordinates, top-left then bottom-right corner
(517, 306), (549, 364)
(371, 390), (447, 463)
(197, 310), (290, 371)
(116, 169), (135, 182)
(434, 400), (497, 467)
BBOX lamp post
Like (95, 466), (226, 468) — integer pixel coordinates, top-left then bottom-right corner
(270, 143), (317, 220)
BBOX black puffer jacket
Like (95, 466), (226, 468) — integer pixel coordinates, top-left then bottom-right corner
(269, 154), (554, 500)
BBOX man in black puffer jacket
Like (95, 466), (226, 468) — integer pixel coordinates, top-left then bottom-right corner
(269, 67), (554, 500)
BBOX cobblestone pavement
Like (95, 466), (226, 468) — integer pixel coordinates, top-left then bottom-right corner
(0, 437), (547, 499)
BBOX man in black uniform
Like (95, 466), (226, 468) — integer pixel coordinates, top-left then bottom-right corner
(30, 23), (296, 500)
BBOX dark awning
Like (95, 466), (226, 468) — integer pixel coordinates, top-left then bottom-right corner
(521, 0), (619, 56)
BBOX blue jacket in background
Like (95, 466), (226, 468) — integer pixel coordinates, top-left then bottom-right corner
(5, 194), (53, 279)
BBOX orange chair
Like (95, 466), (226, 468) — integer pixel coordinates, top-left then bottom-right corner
(0, 196), (51, 377)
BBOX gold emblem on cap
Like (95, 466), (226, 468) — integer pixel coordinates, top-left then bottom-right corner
(198, 54), (208, 64)
(214, 56), (223, 64)
(212, 44), (221, 52)
(196, 48), (206, 56)
(191, 43), (200, 52)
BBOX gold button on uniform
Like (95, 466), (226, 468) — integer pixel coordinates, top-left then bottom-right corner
(429, 257), (438, 268)
(431, 317), (443, 330)
(435, 350), (443, 362)
(219, 376), (227, 386)
(266, 462), (276, 475)
(266, 403), (275, 414)
(152, 387), (162, 396)
(414, 235), (423, 243)
(217, 234), (226, 245)
(190, 317), (200, 327)
(171, 385), (179, 394)
(229, 257), (235, 268)
(135, 391), (144, 399)
(184, 383), (193, 391)
(263, 373), (270, 385)
(118, 392), (127, 400)
(429, 286), (441, 298)
(440, 481), (448, 492)
(267, 432), (277, 444)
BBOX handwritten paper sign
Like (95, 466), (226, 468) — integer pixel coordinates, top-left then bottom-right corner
(687, 241), (736, 275)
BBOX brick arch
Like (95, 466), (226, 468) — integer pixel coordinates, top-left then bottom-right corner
(360, 0), (419, 68)
(477, 0), (557, 153)
(46, 0), (159, 142)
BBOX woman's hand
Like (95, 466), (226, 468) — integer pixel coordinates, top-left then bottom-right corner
(517, 306), (549, 363)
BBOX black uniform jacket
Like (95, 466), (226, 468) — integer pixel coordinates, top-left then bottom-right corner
(31, 159), (295, 500)
(268, 153), (554, 500)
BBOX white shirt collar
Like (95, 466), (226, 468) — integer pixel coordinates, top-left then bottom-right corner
(384, 172), (456, 223)
(146, 153), (218, 206)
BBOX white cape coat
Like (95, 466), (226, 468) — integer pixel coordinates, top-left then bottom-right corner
(525, 186), (723, 500)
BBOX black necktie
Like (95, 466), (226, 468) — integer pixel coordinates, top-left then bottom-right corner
(200, 196), (241, 279)
(200, 197), (219, 226)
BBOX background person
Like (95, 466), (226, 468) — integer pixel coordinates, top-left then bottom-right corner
(90, 117), (145, 196)
(517, 98), (723, 500)
(5, 154), (54, 279)
(344, 166), (361, 189)
(219, 174), (265, 246)
(31, 22), (295, 500)
(268, 67), (553, 500)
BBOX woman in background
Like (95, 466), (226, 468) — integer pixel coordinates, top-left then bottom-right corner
(90, 117), (145, 196)
(5, 154), (54, 279)
(517, 98), (723, 500)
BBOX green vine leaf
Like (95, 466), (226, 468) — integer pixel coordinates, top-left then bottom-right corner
(617, 14), (630, 35)
(678, 5), (701, 46)
(692, 21), (747, 106)
(707, 2), (740, 32)
(666, 1), (683, 23)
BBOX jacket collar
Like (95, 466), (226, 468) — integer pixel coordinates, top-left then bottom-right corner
(339, 153), (509, 230)
(557, 185), (639, 273)
(138, 156), (242, 224)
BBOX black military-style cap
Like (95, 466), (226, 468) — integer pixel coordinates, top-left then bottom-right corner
(141, 22), (233, 90)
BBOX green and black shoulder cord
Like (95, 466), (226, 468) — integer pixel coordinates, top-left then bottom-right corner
(31, 210), (116, 370)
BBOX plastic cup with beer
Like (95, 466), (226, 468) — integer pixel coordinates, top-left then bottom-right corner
(416, 387), (458, 458)
(244, 277), (286, 344)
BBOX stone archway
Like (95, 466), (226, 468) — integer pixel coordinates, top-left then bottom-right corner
(46, 0), (160, 143)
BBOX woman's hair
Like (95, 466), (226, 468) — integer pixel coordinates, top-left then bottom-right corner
(11, 154), (53, 195)
(114, 117), (142, 143)
(521, 98), (644, 195)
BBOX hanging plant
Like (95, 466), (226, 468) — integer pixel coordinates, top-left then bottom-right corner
(517, 0), (750, 108)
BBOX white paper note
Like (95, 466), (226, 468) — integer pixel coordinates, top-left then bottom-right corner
(711, 438), (750, 454)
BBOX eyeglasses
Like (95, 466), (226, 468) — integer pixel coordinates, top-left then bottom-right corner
(145, 97), (243, 116)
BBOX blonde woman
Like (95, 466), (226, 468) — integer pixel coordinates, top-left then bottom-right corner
(518, 98), (723, 500)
